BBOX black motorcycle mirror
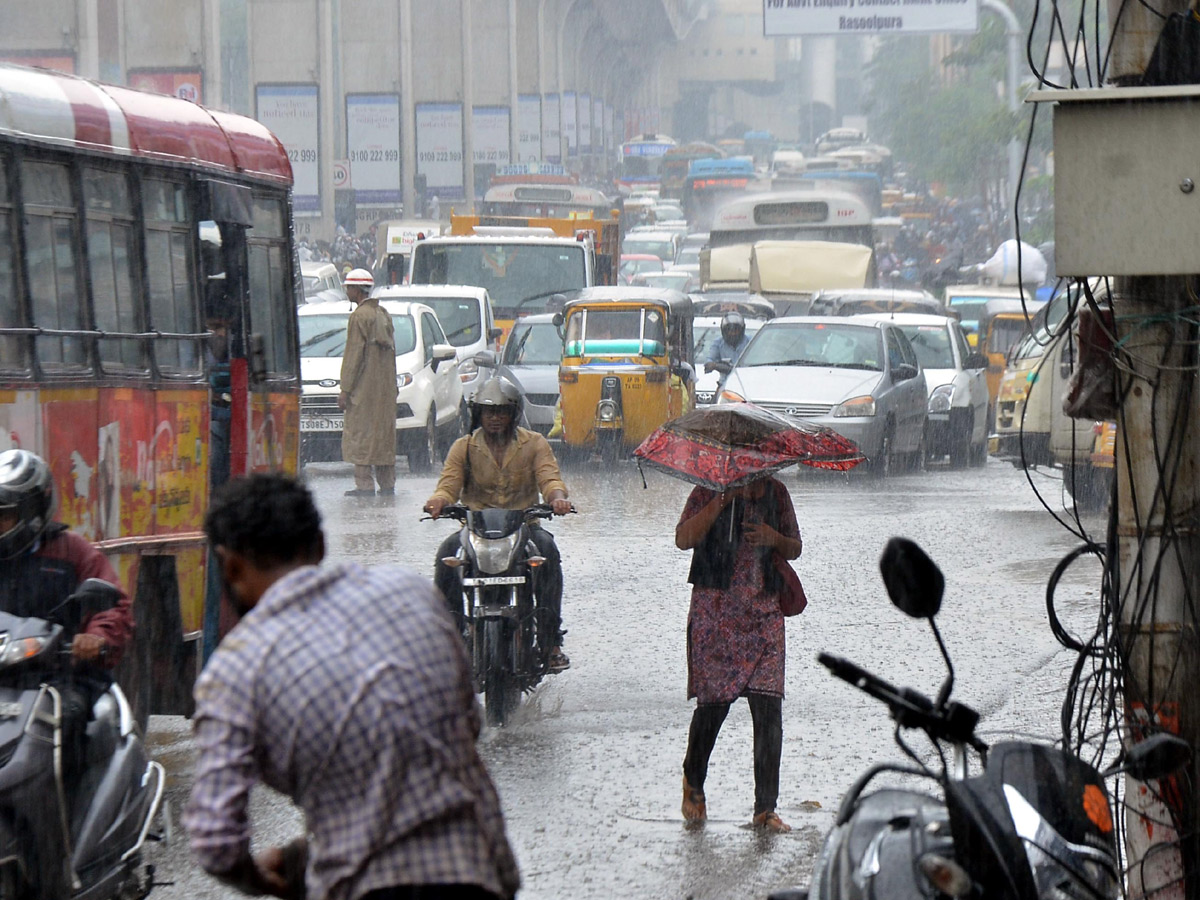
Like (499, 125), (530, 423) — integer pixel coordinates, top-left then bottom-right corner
(46, 577), (122, 624)
(879, 538), (956, 709)
(1108, 733), (1192, 782)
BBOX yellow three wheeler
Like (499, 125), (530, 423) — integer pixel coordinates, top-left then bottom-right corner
(556, 288), (695, 464)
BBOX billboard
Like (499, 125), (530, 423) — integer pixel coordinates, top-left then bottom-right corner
(346, 93), (401, 206)
(543, 93), (561, 163)
(472, 106), (511, 167)
(415, 102), (464, 200)
(762, 0), (978, 34)
(128, 69), (202, 103)
(563, 90), (577, 157)
(518, 94), (542, 162)
(256, 84), (319, 214)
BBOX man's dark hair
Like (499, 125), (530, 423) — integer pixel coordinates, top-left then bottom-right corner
(205, 474), (322, 567)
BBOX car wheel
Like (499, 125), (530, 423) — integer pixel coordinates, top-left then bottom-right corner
(869, 421), (896, 478)
(407, 409), (438, 474)
(1065, 463), (1112, 512)
(969, 435), (988, 467)
(905, 429), (927, 473)
(949, 409), (973, 469)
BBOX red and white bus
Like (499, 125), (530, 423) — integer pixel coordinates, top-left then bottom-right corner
(0, 64), (301, 722)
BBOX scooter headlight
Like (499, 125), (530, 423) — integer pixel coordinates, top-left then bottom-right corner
(469, 532), (521, 575)
(0, 636), (49, 668)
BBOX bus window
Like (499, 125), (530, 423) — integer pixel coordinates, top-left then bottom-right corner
(84, 167), (145, 372)
(24, 160), (85, 370)
(247, 193), (296, 379)
(143, 177), (200, 374)
(0, 157), (21, 371)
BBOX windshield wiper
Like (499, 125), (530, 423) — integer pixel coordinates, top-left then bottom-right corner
(299, 329), (344, 350)
(829, 362), (881, 371)
(515, 288), (576, 309)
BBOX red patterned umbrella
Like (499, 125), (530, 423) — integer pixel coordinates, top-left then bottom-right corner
(633, 402), (864, 490)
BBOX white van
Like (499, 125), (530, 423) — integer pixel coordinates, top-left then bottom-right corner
(370, 285), (500, 406)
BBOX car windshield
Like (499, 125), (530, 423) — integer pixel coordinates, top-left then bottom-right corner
(623, 238), (674, 262)
(564, 307), (667, 356)
(738, 322), (882, 371)
(987, 317), (1031, 358)
(410, 296), (481, 347)
(640, 273), (691, 291)
(410, 243), (587, 315)
(620, 257), (664, 280)
(899, 324), (954, 369)
(302, 275), (322, 297)
(503, 322), (562, 366)
(297, 313), (417, 357)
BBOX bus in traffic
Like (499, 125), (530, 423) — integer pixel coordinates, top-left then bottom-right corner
(658, 141), (723, 199)
(681, 157), (755, 231)
(615, 133), (677, 196)
(708, 189), (876, 251)
(0, 63), (301, 723)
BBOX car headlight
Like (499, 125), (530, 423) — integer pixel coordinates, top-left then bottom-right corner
(718, 389), (745, 404)
(397, 373), (413, 389)
(458, 358), (478, 383)
(929, 384), (954, 414)
(469, 532), (521, 575)
(833, 395), (876, 417)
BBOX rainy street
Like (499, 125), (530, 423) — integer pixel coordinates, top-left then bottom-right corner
(145, 456), (1105, 900)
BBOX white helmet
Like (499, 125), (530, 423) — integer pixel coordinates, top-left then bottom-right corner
(343, 268), (374, 290)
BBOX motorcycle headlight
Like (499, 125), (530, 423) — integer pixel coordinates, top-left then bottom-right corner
(929, 384), (954, 414)
(833, 395), (876, 417)
(0, 636), (48, 668)
(469, 532), (521, 575)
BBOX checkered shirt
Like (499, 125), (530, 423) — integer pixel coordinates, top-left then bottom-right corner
(183, 563), (520, 900)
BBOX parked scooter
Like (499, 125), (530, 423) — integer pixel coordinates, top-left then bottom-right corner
(0, 578), (167, 899)
(426, 503), (572, 727)
(770, 538), (1190, 900)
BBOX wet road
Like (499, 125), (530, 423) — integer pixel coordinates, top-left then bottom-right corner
(144, 455), (1104, 899)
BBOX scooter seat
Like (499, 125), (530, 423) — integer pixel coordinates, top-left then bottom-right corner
(84, 694), (119, 768)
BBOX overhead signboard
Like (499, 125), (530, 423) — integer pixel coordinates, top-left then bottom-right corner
(518, 94), (542, 162)
(762, 0), (978, 34)
(256, 84), (319, 214)
(346, 93), (401, 206)
(472, 106), (511, 167)
(415, 102), (464, 200)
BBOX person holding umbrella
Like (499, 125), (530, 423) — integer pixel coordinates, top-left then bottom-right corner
(674, 473), (803, 833)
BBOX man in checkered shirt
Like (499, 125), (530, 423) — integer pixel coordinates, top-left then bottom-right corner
(183, 474), (520, 900)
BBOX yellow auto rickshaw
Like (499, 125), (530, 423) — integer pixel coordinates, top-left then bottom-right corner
(556, 287), (695, 463)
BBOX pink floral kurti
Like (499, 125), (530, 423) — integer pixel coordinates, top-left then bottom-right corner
(680, 482), (800, 704)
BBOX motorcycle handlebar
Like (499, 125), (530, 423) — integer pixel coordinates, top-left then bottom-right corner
(421, 503), (577, 523)
(818, 652), (983, 749)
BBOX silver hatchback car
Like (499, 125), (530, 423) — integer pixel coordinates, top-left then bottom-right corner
(497, 313), (563, 437)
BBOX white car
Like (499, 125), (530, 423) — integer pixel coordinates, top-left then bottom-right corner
(300, 261), (347, 305)
(692, 315), (765, 405)
(853, 313), (989, 467)
(297, 299), (463, 472)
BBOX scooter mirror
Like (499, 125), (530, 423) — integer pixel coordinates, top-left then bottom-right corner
(1116, 733), (1192, 782)
(879, 537), (944, 619)
(70, 578), (123, 618)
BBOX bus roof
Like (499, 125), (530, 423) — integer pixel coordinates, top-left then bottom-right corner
(710, 189), (872, 231)
(0, 63), (291, 183)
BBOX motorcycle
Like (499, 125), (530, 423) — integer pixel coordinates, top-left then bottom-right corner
(426, 503), (571, 728)
(0, 578), (167, 899)
(770, 537), (1190, 900)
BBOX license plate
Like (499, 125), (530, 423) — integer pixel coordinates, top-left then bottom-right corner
(461, 575), (526, 586)
(301, 416), (343, 432)
(0, 702), (22, 719)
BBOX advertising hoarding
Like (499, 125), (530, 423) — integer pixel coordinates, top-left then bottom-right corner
(543, 93), (561, 164)
(415, 102), (465, 200)
(563, 90), (577, 157)
(472, 106), (511, 167)
(518, 94), (542, 162)
(256, 84), (319, 214)
(346, 93), (401, 206)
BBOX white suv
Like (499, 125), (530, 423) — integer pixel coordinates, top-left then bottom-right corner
(298, 299), (463, 472)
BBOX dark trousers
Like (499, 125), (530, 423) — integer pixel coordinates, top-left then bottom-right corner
(683, 694), (783, 815)
(434, 526), (563, 649)
(362, 886), (506, 900)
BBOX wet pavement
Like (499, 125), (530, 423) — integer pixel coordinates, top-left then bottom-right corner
(144, 454), (1105, 899)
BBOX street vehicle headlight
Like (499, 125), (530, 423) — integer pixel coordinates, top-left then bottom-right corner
(833, 395), (876, 417)
(458, 358), (478, 384)
(396, 373), (413, 389)
(929, 384), (954, 414)
(1, 636), (48, 668)
(597, 399), (619, 422)
(718, 389), (745, 404)
(469, 532), (521, 575)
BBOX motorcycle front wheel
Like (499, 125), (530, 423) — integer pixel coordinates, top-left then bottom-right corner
(483, 618), (518, 728)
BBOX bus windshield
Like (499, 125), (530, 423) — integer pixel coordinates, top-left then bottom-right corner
(410, 242), (587, 318)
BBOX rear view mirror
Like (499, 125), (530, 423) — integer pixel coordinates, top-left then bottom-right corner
(879, 538), (944, 619)
(965, 353), (987, 370)
(488, 327), (504, 342)
(552, 312), (565, 328)
(52, 577), (122, 624)
(431, 344), (456, 372)
(893, 363), (918, 381)
(1113, 733), (1192, 782)
(472, 350), (498, 369)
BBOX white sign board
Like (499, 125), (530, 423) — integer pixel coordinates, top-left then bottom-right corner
(563, 90), (577, 157)
(606, 104), (615, 154)
(415, 102), (464, 200)
(543, 93), (561, 163)
(256, 84), (319, 214)
(472, 106), (511, 167)
(579, 92), (591, 154)
(518, 94), (542, 162)
(762, 0), (978, 34)
(346, 94), (401, 206)
(594, 98), (605, 154)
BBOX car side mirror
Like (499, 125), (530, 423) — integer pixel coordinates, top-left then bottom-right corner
(488, 327), (504, 342)
(964, 353), (987, 370)
(431, 343), (457, 371)
(472, 350), (498, 369)
(893, 363), (918, 381)
(672, 363), (693, 382)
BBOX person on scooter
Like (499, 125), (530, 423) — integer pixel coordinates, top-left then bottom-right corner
(705, 310), (750, 381)
(0, 449), (133, 791)
(423, 376), (573, 673)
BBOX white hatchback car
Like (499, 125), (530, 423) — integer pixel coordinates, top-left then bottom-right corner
(299, 261), (347, 305)
(854, 313), (989, 467)
(297, 300), (463, 472)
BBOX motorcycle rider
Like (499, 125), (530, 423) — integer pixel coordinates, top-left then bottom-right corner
(424, 377), (573, 673)
(705, 310), (750, 379)
(0, 449), (133, 791)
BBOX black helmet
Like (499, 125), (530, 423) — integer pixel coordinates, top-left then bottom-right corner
(720, 310), (746, 344)
(469, 376), (523, 433)
(0, 449), (54, 560)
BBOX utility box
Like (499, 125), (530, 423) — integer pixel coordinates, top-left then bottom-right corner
(1031, 86), (1200, 276)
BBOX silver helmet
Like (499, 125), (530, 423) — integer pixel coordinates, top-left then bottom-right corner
(0, 449), (55, 560)
(469, 376), (523, 433)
